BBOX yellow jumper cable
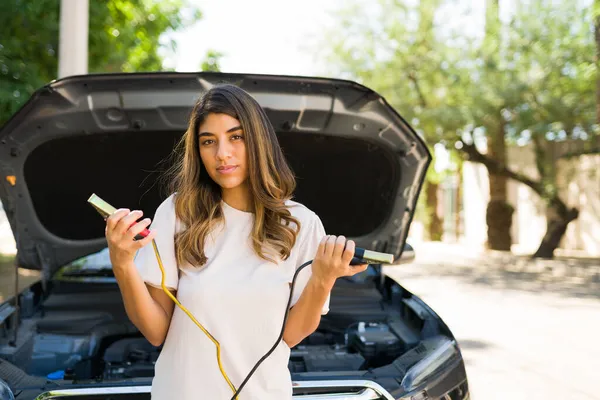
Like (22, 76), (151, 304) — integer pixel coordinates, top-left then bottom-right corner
(88, 193), (238, 397)
(88, 193), (394, 400)
(151, 239), (239, 398)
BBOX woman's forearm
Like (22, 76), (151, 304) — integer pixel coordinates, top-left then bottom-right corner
(283, 276), (334, 348)
(114, 261), (173, 346)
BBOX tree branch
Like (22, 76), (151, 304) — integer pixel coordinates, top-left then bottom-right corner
(460, 139), (580, 221)
(561, 146), (600, 158)
(595, 9), (600, 124)
(407, 71), (428, 109)
(459, 139), (545, 197)
(531, 133), (549, 189)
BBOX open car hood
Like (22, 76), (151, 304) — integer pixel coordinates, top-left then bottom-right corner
(0, 72), (430, 277)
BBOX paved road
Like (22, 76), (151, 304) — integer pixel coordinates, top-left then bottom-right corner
(384, 242), (600, 400)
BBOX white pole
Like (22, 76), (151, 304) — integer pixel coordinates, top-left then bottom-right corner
(58, 0), (89, 78)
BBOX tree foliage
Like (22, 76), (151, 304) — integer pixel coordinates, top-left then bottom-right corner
(200, 49), (224, 72)
(0, 0), (201, 126)
(320, 0), (598, 256)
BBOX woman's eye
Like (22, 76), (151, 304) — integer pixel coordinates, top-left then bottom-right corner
(232, 135), (244, 141)
(201, 139), (214, 145)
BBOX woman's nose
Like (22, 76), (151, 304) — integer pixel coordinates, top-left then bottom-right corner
(216, 141), (233, 160)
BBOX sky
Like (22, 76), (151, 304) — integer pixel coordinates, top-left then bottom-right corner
(161, 0), (511, 78)
(160, 0), (588, 79)
(162, 0), (346, 77)
(161, 0), (594, 79)
(163, 0), (592, 77)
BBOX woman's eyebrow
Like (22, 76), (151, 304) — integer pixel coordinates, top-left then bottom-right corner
(227, 125), (243, 133)
(198, 126), (243, 136)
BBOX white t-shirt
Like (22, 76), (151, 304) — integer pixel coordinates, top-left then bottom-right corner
(134, 194), (330, 399)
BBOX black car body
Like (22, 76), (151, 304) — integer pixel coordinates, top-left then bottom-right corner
(0, 72), (469, 399)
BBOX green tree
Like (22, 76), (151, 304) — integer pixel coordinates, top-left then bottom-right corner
(594, 0), (600, 124)
(321, 0), (469, 242)
(200, 49), (224, 72)
(480, 0), (513, 251)
(0, 0), (201, 126)
(320, 0), (598, 258)
(460, 0), (597, 257)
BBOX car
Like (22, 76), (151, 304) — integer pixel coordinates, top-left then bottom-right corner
(0, 72), (469, 400)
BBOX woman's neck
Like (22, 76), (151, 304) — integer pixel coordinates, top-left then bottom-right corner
(222, 184), (253, 212)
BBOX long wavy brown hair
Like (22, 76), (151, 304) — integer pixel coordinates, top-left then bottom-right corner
(163, 84), (301, 268)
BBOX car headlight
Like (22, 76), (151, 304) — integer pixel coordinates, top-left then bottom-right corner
(0, 378), (15, 400)
(400, 339), (460, 392)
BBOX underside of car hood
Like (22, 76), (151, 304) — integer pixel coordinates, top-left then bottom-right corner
(0, 72), (430, 277)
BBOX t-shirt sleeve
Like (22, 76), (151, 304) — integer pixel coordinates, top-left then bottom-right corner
(289, 212), (330, 315)
(134, 196), (179, 291)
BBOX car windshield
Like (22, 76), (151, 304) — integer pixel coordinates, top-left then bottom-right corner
(56, 247), (114, 277)
(56, 247), (382, 281)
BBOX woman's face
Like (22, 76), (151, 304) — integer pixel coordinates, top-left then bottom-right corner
(197, 113), (249, 191)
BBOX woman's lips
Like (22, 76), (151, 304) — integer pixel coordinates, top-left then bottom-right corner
(217, 166), (237, 174)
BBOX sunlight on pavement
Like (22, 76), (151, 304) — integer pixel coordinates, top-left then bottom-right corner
(385, 242), (600, 400)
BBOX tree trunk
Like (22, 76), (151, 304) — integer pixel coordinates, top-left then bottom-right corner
(486, 120), (513, 250)
(595, 4), (600, 124)
(455, 163), (463, 240)
(532, 201), (579, 258)
(486, 200), (514, 251)
(425, 181), (443, 241)
(483, 0), (512, 251)
(458, 139), (578, 259)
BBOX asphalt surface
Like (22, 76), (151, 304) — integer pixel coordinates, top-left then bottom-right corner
(384, 242), (600, 400)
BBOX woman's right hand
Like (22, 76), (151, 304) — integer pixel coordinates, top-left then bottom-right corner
(106, 209), (157, 269)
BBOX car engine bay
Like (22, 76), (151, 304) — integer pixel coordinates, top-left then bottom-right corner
(1, 271), (443, 384)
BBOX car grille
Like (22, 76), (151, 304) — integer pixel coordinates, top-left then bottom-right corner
(293, 379), (393, 399)
(34, 379), (394, 399)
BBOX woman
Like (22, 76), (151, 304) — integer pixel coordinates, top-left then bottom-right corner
(105, 84), (368, 399)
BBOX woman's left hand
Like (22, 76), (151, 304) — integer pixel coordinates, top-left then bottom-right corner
(311, 235), (369, 287)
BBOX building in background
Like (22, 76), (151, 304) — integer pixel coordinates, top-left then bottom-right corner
(411, 141), (600, 257)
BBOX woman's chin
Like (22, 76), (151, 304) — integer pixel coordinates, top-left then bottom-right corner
(216, 178), (246, 191)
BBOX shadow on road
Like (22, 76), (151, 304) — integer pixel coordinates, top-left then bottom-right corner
(389, 243), (600, 300)
(457, 339), (494, 350)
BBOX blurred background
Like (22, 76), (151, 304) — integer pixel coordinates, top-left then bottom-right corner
(1, 0), (599, 399)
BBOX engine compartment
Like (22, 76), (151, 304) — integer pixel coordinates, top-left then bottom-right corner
(101, 319), (415, 380)
(1, 272), (441, 384)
